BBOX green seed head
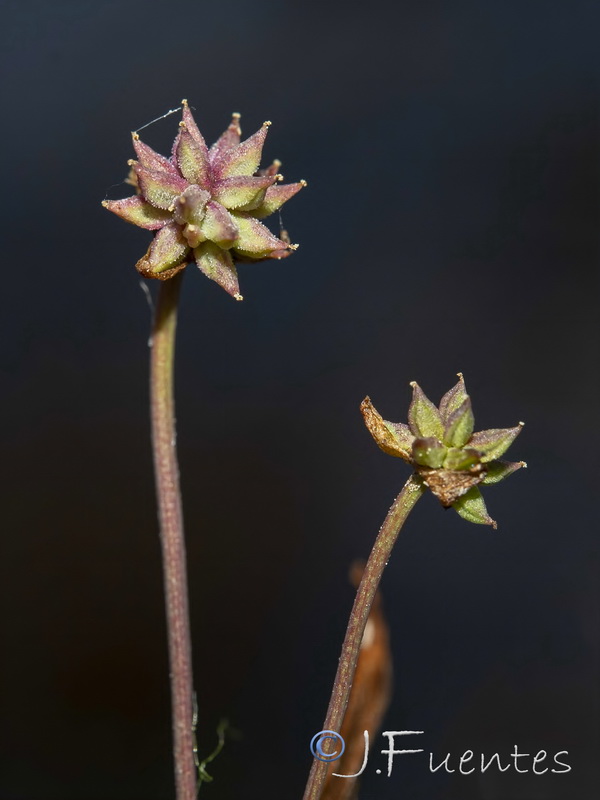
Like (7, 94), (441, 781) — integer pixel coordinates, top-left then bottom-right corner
(361, 374), (525, 529)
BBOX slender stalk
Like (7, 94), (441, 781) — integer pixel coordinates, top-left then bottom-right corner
(150, 272), (196, 800)
(302, 474), (425, 800)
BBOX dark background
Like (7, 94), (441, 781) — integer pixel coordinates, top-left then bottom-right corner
(1, 0), (599, 798)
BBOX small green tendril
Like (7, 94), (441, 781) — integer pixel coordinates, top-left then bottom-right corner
(192, 694), (229, 794)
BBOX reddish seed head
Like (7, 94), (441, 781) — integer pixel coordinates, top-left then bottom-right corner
(103, 100), (305, 299)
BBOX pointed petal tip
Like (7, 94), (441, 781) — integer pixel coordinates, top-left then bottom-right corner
(263, 120), (272, 127)
(300, 179), (308, 187)
(234, 293), (244, 301)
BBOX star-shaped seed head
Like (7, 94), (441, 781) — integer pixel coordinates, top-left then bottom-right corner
(361, 374), (525, 529)
(102, 100), (305, 300)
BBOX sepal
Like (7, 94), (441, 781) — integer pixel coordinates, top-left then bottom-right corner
(180, 99), (208, 148)
(443, 447), (480, 471)
(232, 212), (290, 257)
(452, 487), (497, 529)
(469, 423), (524, 462)
(481, 460), (526, 485)
(215, 122), (270, 179)
(408, 382), (444, 439)
(133, 164), (187, 210)
(443, 397), (475, 447)
(439, 373), (468, 421)
(258, 158), (282, 178)
(175, 125), (210, 187)
(135, 223), (189, 277)
(209, 112), (242, 165)
(212, 175), (277, 210)
(102, 196), (171, 230)
(194, 242), (241, 300)
(132, 134), (180, 177)
(412, 437), (446, 468)
(360, 397), (413, 461)
(199, 202), (239, 247)
(253, 181), (307, 218)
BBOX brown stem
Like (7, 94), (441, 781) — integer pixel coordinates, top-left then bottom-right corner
(302, 474), (425, 800)
(150, 272), (196, 800)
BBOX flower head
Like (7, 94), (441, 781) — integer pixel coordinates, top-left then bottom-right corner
(361, 374), (525, 528)
(103, 100), (305, 300)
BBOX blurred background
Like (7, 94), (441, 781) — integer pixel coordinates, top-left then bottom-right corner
(1, 0), (599, 797)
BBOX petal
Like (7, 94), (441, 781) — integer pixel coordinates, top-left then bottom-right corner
(209, 112), (242, 165)
(199, 201), (239, 247)
(194, 242), (242, 300)
(134, 164), (187, 210)
(131, 133), (180, 177)
(443, 397), (475, 447)
(469, 423), (524, 462)
(231, 213), (289, 257)
(408, 382), (444, 439)
(213, 122), (270, 179)
(253, 180), (307, 219)
(385, 422), (415, 454)
(102, 196), (171, 230)
(411, 437), (446, 468)
(212, 175), (277, 211)
(175, 125), (210, 187)
(439, 373), (468, 422)
(452, 487), (497, 529)
(136, 223), (189, 275)
(360, 397), (413, 461)
(481, 459), (526, 485)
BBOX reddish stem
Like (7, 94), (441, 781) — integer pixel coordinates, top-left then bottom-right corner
(302, 474), (425, 800)
(150, 273), (196, 800)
